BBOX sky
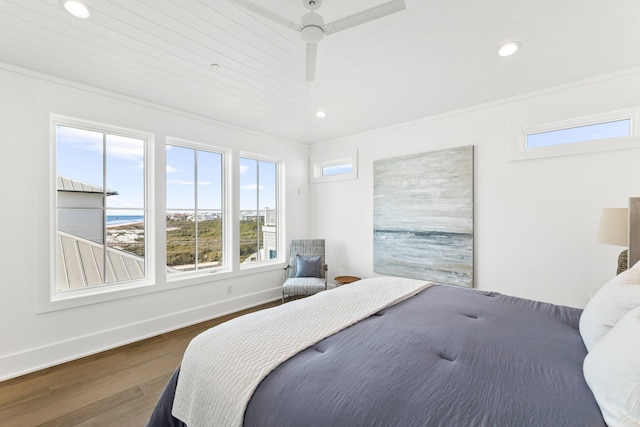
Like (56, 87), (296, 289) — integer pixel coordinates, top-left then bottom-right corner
(56, 125), (144, 216)
(57, 125), (277, 216)
(527, 119), (630, 149)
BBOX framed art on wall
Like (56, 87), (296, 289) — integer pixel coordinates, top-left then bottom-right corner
(373, 145), (474, 287)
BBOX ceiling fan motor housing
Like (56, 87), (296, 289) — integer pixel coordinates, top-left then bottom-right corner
(300, 12), (325, 43)
(303, 0), (322, 11)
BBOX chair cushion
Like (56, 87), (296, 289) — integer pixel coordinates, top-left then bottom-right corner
(296, 255), (322, 277)
(283, 277), (326, 297)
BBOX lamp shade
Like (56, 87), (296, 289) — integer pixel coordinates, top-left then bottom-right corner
(598, 208), (629, 247)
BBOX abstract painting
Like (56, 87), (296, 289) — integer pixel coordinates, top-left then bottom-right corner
(373, 145), (474, 287)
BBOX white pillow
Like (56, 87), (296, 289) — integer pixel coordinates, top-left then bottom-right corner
(583, 306), (640, 427)
(579, 260), (640, 351)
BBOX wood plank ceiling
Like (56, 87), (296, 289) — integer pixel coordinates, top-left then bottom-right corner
(1, 0), (640, 143)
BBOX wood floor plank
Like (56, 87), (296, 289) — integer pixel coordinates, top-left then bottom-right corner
(0, 300), (280, 426)
(37, 386), (145, 427)
(1, 353), (179, 425)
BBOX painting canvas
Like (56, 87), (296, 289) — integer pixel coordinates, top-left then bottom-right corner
(373, 146), (474, 287)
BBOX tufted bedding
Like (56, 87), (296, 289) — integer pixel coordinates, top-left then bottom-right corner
(147, 283), (605, 427)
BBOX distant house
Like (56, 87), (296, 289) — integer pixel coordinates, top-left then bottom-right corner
(263, 209), (277, 260)
(242, 208), (277, 263)
(57, 176), (118, 244)
(56, 176), (146, 291)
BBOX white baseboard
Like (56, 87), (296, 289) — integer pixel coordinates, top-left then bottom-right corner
(0, 288), (281, 381)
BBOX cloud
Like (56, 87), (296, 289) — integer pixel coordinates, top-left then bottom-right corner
(107, 135), (144, 161)
(167, 179), (211, 186)
(166, 165), (177, 173)
(241, 184), (264, 190)
(167, 179), (194, 185)
(240, 164), (250, 174)
(57, 126), (144, 161)
(131, 160), (144, 170)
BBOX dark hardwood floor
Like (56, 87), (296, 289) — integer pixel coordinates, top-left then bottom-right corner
(0, 300), (280, 426)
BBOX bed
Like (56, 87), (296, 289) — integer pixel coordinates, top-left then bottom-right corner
(146, 271), (640, 427)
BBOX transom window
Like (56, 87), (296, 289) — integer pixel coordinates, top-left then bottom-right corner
(509, 109), (640, 161)
(310, 148), (358, 183)
(526, 119), (631, 149)
(55, 120), (148, 292)
(321, 161), (353, 177)
(166, 142), (225, 274)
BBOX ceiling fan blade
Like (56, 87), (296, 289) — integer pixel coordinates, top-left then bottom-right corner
(228, 0), (302, 31)
(305, 43), (317, 82)
(323, 0), (406, 35)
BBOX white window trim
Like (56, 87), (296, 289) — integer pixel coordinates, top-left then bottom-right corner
(165, 138), (231, 280)
(508, 109), (640, 161)
(37, 116), (287, 314)
(40, 114), (155, 312)
(310, 148), (358, 183)
(238, 151), (284, 271)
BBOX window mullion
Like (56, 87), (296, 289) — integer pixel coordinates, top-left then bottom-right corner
(256, 161), (261, 261)
(102, 132), (108, 285)
(194, 149), (199, 270)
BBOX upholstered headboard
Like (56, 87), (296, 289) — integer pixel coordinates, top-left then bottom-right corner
(630, 197), (640, 268)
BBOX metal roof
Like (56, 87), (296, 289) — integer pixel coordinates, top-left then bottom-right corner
(56, 231), (179, 290)
(56, 231), (144, 290)
(57, 176), (118, 196)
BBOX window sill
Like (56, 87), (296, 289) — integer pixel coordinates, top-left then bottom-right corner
(38, 262), (287, 313)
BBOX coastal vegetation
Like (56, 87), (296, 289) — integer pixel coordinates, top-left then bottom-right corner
(110, 217), (263, 268)
(166, 218), (222, 267)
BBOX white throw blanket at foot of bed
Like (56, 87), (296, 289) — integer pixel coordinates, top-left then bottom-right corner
(172, 277), (432, 427)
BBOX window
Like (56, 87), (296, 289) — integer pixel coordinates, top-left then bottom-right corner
(166, 142), (224, 274)
(509, 109), (640, 161)
(239, 157), (278, 264)
(55, 119), (148, 293)
(310, 148), (358, 183)
(45, 115), (286, 312)
(321, 161), (353, 177)
(526, 119), (631, 149)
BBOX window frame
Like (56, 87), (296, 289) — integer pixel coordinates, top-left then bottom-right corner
(39, 115), (287, 314)
(310, 148), (358, 183)
(47, 114), (155, 307)
(165, 138), (230, 279)
(238, 152), (283, 270)
(509, 109), (640, 161)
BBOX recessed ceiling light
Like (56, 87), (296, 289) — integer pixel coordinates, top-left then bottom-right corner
(316, 111), (327, 118)
(60, 0), (91, 19)
(497, 41), (522, 57)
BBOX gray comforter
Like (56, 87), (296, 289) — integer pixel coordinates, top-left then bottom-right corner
(147, 285), (605, 426)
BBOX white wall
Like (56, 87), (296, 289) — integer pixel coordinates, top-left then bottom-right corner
(3, 63), (639, 381)
(310, 69), (640, 308)
(0, 65), (310, 380)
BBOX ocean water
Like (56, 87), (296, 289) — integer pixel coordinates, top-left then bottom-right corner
(106, 215), (145, 226)
(373, 229), (473, 287)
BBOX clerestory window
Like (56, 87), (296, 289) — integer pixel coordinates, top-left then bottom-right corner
(509, 109), (640, 161)
(310, 148), (358, 183)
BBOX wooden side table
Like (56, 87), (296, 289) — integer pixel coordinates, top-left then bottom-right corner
(334, 275), (361, 287)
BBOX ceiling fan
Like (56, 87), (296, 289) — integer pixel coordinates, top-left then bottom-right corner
(228, 0), (407, 81)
